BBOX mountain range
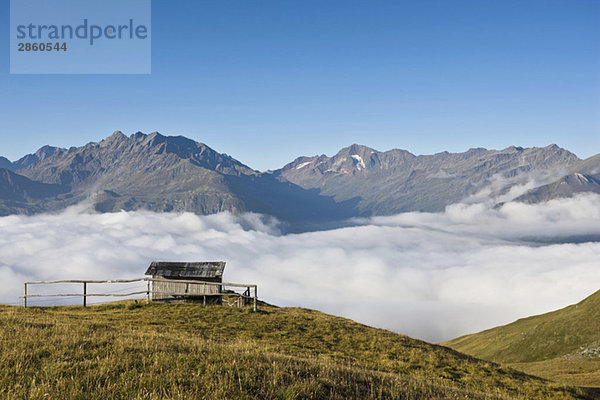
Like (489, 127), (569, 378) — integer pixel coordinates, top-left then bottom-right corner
(1, 131), (599, 229)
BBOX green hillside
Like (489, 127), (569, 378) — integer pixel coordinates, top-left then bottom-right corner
(444, 289), (600, 387)
(0, 302), (592, 399)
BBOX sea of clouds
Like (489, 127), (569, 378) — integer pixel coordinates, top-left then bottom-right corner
(1, 194), (600, 343)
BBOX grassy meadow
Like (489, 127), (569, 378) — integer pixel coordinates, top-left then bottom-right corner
(444, 289), (600, 389)
(0, 301), (595, 399)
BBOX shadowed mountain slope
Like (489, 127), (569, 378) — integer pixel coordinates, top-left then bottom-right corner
(0, 157), (14, 171)
(0, 168), (70, 215)
(516, 154), (600, 204)
(516, 173), (600, 203)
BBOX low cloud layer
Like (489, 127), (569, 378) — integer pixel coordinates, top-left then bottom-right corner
(2, 194), (600, 342)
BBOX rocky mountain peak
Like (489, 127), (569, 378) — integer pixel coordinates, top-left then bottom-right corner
(13, 131), (256, 187)
(107, 130), (127, 141)
(537, 143), (576, 158)
(13, 145), (66, 170)
(337, 144), (377, 156)
(466, 147), (488, 153)
(501, 146), (524, 153)
(33, 145), (65, 160)
(130, 131), (146, 140)
(0, 156), (14, 171)
(145, 131), (165, 143)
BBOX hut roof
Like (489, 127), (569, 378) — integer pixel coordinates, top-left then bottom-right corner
(145, 261), (225, 278)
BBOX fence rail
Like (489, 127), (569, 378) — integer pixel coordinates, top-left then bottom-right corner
(23, 278), (258, 311)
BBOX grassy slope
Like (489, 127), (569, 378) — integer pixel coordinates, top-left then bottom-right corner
(444, 289), (600, 387)
(508, 360), (600, 389)
(0, 302), (592, 399)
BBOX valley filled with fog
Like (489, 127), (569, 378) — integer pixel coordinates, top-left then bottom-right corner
(2, 193), (599, 342)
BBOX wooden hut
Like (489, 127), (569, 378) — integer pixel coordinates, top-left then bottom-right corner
(145, 261), (225, 304)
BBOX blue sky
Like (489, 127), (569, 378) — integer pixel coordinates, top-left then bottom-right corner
(1, 0), (599, 170)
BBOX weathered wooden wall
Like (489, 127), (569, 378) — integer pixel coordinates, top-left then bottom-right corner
(153, 276), (221, 301)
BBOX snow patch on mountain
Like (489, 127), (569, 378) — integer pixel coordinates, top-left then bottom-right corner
(351, 154), (366, 170)
(295, 161), (312, 170)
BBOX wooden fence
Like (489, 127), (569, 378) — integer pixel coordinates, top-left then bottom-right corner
(23, 278), (258, 311)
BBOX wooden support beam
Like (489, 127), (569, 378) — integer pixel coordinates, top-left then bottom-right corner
(146, 280), (150, 304)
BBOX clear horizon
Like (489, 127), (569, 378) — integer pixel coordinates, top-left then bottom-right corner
(1, 0), (599, 170)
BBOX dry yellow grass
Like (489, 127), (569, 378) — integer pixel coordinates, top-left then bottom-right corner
(444, 289), (600, 390)
(0, 301), (594, 399)
(508, 360), (600, 388)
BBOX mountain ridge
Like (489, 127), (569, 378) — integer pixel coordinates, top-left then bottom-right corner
(0, 131), (358, 229)
(276, 142), (582, 214)
(1, 131), (597, 226)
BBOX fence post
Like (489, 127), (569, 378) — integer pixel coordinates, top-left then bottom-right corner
(24, 283), (27, 308)
(253, 285), (257, 312)
(146, 280), (150, 304)
(83, 282), (87, 307)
